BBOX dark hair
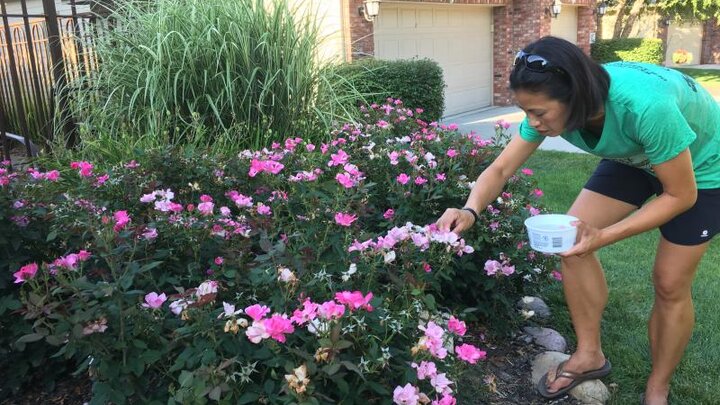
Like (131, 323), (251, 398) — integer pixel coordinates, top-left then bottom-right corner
(509, 36), (610, 132)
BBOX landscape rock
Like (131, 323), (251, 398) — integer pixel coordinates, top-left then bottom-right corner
(531, 351), (611, 404)
(517, 296), (552, 319)
(523, 326), (567, 352)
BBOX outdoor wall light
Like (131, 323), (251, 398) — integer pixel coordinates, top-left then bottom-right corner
(359, 0), (381, 22)
(597, 1), (607, 16)
(549, 0), (562, 18)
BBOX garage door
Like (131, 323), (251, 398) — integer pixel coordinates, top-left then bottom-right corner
(374, 3), (493, 117)
(665, 22), (703, 67)
(550, 5), (578, 44)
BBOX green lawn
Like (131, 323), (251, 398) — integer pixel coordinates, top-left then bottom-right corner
(674, 67), (720, 97)
(524, 150), (720, 404)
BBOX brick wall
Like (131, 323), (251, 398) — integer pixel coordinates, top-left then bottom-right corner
(493, 6), (514, 105)
(576, 6), (595, 54)
(346, 0), (374, 59)
(701, 18), (720, 64)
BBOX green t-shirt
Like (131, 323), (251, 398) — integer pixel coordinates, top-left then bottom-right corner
(519, 61), (720, 189)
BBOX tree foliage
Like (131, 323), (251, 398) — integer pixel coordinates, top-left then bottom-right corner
(658, 0), (720, 20)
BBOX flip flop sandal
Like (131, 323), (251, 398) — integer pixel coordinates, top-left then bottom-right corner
(537, 359), (612, 399)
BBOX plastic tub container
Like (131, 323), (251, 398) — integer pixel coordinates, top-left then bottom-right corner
(524, 214), (578, 253)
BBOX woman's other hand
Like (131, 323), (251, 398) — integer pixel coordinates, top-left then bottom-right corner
(559, 220), (604, 257)
(436, 208), (476, 234)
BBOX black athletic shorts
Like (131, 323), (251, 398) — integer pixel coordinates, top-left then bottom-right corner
(584, 159), (720, 246)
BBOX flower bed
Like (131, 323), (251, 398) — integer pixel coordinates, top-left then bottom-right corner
(1, 101), (556, 404)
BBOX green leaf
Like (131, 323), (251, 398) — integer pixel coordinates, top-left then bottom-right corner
(16, 333), (44, 343)
(45, 334), (65, 346)
(128, 358), (145, 377)
(322, 363), (341, 376)
(46, 229), (58, 242)
(119, 273), (135, 290)
(140, 261), (164, 272)
(0, 295), (21, 314)
(179, 370), (194, 387)
(263, 379), (275, 395)
(364, 380), (389, 395)
(422, 294), (436, 310)
(237, 393), (259, 404)
(208, 386), (222, 401)
(340, 361), (364, 379)
(334, 340), (353, 350)
(141, 350), (162, 365)
(332, 376), (350, 396)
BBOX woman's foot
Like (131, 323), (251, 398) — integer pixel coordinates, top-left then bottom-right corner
(642, 387), (670, 405)
(543, 352), (608, 395)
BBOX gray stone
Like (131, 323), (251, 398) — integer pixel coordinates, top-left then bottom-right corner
(517, 296), (551, 319)
(531, 351), (611, 404)
(523, 326), (567, 352)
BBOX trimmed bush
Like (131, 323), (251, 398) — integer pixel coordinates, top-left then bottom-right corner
(591, 38), (664, 64)
(335, 58), (446, 121)
(1, 103), (557, 403)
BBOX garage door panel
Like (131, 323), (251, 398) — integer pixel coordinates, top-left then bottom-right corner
(377, 40), (399, 59)
(433, 39), (450, 62)
(378, 8), (399, 28)
(444, 63), (488, 86)
(418, 9), (433, 26)
(398, 41), (417, 59)
(446, 88), (491, 113)
(418, 40), (434, 57)
(375, 3), (492, 116)
(401, 9), (416, 27)
(435, 9), (449, 25)
(449, 10), (465, 26)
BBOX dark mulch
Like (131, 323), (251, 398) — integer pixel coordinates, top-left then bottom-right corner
(1, 376), (91, 405)
(479, 333), (581, 405)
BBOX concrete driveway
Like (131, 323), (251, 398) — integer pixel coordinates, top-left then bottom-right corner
(441, 107), (586, 153)
(442, 64), (720, 153)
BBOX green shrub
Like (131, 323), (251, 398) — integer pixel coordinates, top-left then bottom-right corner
(2, 105), (556, 403)
(69, 0), (363, 156)
(0, 168), (73, 400)
(335, 58), (445, 121)
(591, 38), (664, 64)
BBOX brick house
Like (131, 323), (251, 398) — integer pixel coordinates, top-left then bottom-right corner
(340, 0), (600, 115)
(314, 0), (720, 117)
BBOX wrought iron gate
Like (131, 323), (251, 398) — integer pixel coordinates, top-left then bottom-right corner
(0, 0), (98, 165)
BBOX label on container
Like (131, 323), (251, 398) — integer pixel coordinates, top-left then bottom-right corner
(531, 232), (565, 251)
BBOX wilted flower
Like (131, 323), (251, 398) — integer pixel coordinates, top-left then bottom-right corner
(284, 364), (310, 394)
(196, 280), (218, 298)
(277, 267), (298, 284)
(82, 318), (108, 335)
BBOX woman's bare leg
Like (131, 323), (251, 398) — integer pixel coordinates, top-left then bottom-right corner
(644, 237), (708, 405)
(545, 189), (636, 394)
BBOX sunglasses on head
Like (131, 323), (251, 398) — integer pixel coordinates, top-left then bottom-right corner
(513, 51), (566, 75)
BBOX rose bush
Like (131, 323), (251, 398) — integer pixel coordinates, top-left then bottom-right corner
(1, 101), (557, 403)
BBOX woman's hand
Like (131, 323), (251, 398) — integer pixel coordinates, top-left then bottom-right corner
(559, 220), (605, 257)
(436, 208), (476, 234)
